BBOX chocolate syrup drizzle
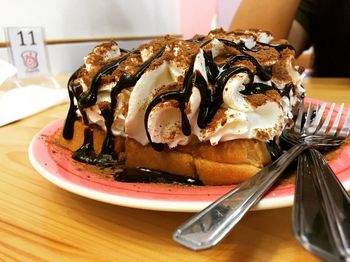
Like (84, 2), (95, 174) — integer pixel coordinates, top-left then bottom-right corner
(62, 65), (84, 139)
(144, 38), (294, 151)
(79, 49), (136, 108)
(63, 37), (295, 169)
(63, 47), (165, 165)
(72, 127), (96, 164)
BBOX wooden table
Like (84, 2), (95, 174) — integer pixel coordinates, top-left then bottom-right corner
(0, 77), (349, 262)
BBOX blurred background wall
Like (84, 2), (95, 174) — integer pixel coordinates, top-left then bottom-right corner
(179, 0), (240, 39)
(0, 0), (240, 74)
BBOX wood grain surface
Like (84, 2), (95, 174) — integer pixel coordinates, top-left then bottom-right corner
(0, 76), (349, 261)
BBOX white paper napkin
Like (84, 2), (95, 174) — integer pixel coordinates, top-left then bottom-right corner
(0, 85), (68, 126)
(0, 59), (17, 86)
(0, 59), (69, 127)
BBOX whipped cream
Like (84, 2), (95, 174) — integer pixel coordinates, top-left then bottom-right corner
(76, 41), (122, 129)
(68, 29), (305, 150)
(142, 40), (288, 147)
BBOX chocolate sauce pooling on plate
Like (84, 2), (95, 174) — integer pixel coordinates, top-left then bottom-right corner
(115, 168), (204, 186)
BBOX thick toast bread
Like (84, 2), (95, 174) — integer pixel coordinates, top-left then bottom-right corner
(59, 120), (271, 185)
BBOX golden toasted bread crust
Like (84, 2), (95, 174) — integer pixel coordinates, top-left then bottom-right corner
(59, 120), (125, 154)
(59, 120), (271, 185)
(125, 138), (270, 185)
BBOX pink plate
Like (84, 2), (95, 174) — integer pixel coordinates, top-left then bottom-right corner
(29, 101), (350, 212)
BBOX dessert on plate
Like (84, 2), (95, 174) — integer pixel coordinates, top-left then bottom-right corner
(59, 28), (305, 185)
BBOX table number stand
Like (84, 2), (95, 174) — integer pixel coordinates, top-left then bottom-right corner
(4, 26), (60, 89)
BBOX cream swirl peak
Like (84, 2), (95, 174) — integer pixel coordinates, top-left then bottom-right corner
(63, 29), (305, 160)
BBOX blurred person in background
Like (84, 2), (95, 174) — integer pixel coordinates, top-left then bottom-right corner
(230, 0), (350, 77)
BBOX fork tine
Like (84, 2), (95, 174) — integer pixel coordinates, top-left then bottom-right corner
(315, 103), (320, 113)
(315, 103), (335, 135)
(307, 102), (327, 134)
(339, 109), (350, 137)
(294, 100), (305, 133)
(302, 103), (313, 134)
(328, 103), (344, 136)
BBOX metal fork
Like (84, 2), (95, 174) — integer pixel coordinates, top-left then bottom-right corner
(173, 101), (349, 251)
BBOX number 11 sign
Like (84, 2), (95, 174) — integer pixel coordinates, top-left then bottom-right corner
(6, 27), (50, 79)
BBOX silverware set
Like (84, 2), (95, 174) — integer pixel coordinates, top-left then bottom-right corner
(173, 100), (350, 261)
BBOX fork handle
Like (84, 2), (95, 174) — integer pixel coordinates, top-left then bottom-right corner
(173, 143), (309, 250)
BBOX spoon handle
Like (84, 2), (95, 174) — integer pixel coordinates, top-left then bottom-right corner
(173, 143), (308, 250)
(293, 149), (350, 261)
